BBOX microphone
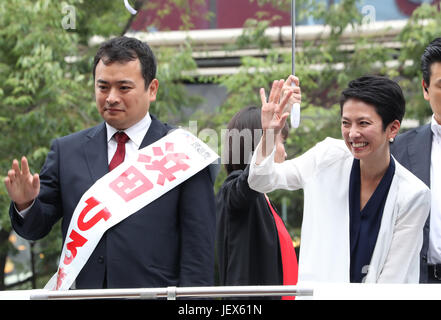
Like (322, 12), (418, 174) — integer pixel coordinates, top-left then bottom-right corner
(290, 82), (300, 128)
(290, 101), (300, 128)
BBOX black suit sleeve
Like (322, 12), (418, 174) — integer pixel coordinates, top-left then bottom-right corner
(221, 165), (260, 212)
(178, 166), (216, 286)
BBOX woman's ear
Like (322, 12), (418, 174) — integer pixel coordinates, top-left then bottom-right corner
(388, 119), (401, 140)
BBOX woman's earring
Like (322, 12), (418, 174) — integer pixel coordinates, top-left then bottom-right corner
(389, 137), (394, 143)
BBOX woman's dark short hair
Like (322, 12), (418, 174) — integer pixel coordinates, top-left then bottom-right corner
(93, 36), (157, 90)
(224, 106), (289, 174)
(339, 75), (405, 130)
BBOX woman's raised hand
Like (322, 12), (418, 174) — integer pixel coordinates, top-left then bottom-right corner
(260, 79), (294, 135)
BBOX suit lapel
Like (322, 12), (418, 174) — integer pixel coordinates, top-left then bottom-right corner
(83, 116), (169, 182)
(84, 123), (109, 182)
(407, 124), (432, 187)
(139, 115), (169, 149)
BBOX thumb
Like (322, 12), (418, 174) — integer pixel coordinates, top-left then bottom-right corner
(32, 173), (40, 191)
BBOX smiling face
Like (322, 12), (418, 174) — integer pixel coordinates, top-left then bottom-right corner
(341, 99), (400, 163)
(95, 58), (158, 130)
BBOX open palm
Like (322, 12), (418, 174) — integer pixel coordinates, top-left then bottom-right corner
(260, 79), (294, 135)
(4, 157), (40, 210)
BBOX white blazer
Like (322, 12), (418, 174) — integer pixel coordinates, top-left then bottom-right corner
(248, 137), (430, 283)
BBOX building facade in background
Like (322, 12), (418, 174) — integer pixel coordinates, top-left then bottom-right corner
(130, 0), (438, 32)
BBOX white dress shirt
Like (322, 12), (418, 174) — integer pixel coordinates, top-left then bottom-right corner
(106, 112), (151, 164)
(428, 115), (441, 264)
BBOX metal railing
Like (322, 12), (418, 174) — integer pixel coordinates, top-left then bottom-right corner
(28, 285), (313, 300)
(3, 283), (441, 300)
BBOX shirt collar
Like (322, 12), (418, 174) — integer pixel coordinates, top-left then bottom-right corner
(431, 114), (441, 141)
(106, 112), (152, 148)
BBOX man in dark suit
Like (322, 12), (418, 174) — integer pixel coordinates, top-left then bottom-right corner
(391, 37), (441, 283)
(4, 36), (216, 289)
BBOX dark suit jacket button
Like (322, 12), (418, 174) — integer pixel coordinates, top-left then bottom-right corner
(98, 256), (104, 263)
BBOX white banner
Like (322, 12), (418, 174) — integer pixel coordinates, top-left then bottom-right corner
(45, 128), (219, 290)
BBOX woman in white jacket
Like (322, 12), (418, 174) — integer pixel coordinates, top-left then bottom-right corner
(248, 75), (430, 283)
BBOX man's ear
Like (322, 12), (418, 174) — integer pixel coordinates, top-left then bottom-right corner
(148, 79), (159, 102)
(422, 79), (430, 100)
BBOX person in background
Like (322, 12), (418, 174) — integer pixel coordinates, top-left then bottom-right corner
(248, 75), (430, 283)
(391, 37), (441, 283)
(216, 75), (301, 300)
(4, 36), (216, 289)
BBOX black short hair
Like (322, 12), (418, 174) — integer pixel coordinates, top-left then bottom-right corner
(224, 106), (289, 174)
(93, 36), (157, 90)
(421, 37), (441, 87)
(339, 75), (405, 130)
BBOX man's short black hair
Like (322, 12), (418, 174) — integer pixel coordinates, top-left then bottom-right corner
(93, 36), (157, 90)
(421, 37), (441, 87)
(339, 75), (405, 130)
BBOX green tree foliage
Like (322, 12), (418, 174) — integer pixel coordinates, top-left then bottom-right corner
(396, 3), (441, 123)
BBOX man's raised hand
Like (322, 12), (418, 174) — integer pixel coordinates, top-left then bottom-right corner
(4, 156), (39, 211)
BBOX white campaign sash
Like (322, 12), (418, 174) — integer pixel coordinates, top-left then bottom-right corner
(45, 128), (219, 291)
